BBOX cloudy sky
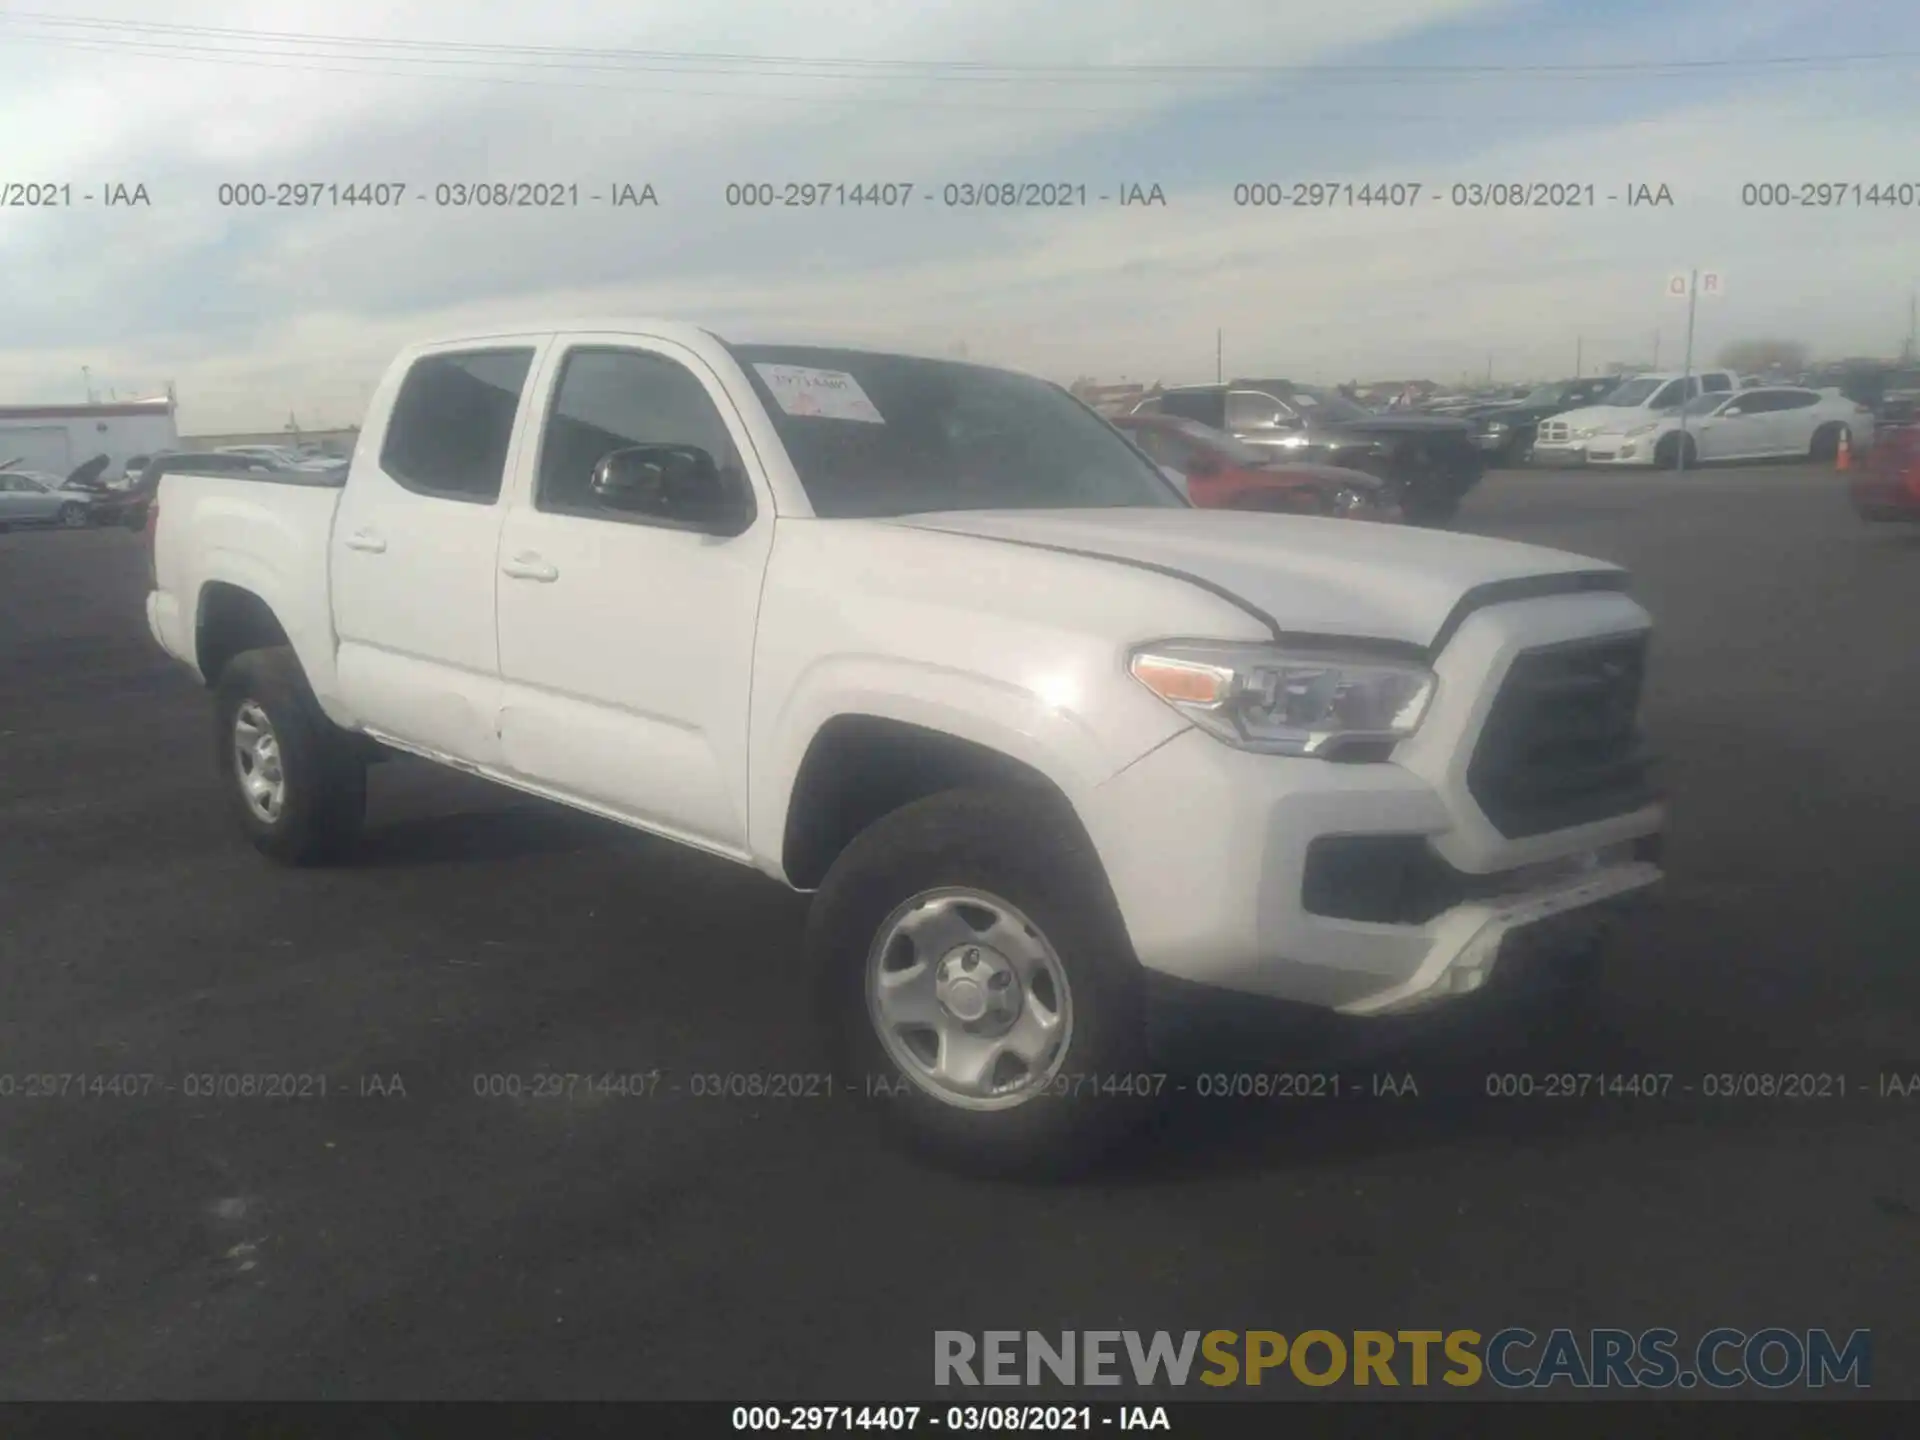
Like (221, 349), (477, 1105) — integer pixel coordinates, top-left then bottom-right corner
(2, 0), (1917, 430)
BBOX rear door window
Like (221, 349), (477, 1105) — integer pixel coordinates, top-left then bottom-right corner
(380, 349), (536, 503)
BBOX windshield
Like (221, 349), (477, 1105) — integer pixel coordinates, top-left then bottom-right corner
(1520, 384), (1566, 406)
(1602, 379), (1662, 407)
(727, 344), (1185, 518)
(1284, 384), (1372, 423)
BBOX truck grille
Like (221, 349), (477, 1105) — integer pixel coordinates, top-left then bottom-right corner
(1538, 420), (1572, 444)
(1466, 633), (1657, 839)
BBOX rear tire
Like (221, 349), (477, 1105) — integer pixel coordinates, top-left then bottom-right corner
(212, 647), (366, 865)
(809, 788), (1153, 1176)
(1809, 424), (1844, 462)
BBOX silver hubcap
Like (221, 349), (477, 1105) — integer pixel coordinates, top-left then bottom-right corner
(232, 701), (287, 823)
(866, 888), (1073, 1111)
(61, 506), (84, 527)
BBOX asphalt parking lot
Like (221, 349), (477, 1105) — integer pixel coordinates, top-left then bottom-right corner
(1, 463), (1915, 1401)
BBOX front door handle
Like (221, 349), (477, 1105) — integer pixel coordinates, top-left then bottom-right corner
(501, 553), (559, 583)
(344, 529), (386, 553)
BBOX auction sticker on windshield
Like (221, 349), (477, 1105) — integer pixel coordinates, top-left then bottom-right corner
(754, 364), (886, 423)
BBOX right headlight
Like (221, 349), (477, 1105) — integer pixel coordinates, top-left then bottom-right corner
(1572, 424), (1600, 439)
(1128, 641), (1437, 756)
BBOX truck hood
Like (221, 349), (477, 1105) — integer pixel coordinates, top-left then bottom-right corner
(893, 508), (1621, 652)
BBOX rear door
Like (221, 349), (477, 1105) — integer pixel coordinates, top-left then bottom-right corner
(329, 341), (546, 765)
(0, 474), (61, 522)
(1766, 389), (1825, 456)
(492, 334), (776, 857)
(0, 475), (45, 523)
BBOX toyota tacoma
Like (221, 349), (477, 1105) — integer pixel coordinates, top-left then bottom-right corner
(144, 322), (1666, 1172)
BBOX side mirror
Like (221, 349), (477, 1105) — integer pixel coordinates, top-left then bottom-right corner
(589, 444), (749, 534)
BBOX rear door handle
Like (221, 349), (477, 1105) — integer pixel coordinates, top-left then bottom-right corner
(501, 553), (558, 582)
(344, 529), (386, 553)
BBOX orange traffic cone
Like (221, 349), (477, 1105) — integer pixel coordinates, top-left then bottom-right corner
(1836, 427), (1853, 472)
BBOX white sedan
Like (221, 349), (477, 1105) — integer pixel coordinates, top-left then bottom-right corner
(1586, 387), (1873, 468)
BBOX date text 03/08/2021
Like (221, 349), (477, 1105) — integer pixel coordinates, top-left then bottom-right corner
(730, 1405), (1171, 1433)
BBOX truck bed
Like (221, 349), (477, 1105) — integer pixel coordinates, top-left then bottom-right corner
(147, 469), (346, 696)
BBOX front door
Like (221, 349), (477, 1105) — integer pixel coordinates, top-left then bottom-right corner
(493, 338), (775, 857)
(1702, 391), (1783, 459)
(329, 344), (544, 766)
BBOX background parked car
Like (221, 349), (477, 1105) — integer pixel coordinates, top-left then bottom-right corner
(1110, 413), (1399, 520)
(0, 469), (95, 530)
(1585, 387), (1873, 469)
(114, 450), (295, 531)
(1849, 418), (1920, 523)
(1135, 380), (1483, 523)
(1455, 377), (1624, 466)
(1532, 369), (1741, 464)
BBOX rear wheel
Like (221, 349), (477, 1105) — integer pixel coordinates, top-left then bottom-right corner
(1809, 424), (1844, 462)
(810, 788), (1153, 1176)
(212, 647), (366, 865)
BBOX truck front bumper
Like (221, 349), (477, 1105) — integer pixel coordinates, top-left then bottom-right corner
(1079, 727), (1663, 1020)
(1076, 594), (1667, 1026)
(1582, 439), (1657, 467)
(1527, 441), (1588, 466)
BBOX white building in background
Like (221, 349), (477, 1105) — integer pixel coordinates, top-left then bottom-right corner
(0, 396), (179, 476)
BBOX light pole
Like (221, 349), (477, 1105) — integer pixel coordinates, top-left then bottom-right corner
(81, 365), (94, 403)
(1675, 270), (1700, 474)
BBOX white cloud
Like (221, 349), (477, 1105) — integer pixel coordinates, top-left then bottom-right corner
(1, 0), (1916, 425)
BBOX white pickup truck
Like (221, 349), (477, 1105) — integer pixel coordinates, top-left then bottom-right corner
(1531, 369), (1740, 464)
(145, 321), (1666, 1171)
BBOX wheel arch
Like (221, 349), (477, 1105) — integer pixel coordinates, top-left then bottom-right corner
(195, 581), (296, 688)
(779, 714), (1102, 892)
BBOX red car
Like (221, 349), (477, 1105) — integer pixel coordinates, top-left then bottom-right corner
(1111, 413), (1400, 521)
(1850, 423), (1920, 524)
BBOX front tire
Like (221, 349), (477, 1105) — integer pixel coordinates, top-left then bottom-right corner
(809, 788), (1152, 1176)
(57, 502), (88, 528)
(212, 647), (366, 865)
(1400, 488), (1461, 526)
(1652, 432), (1698, 470)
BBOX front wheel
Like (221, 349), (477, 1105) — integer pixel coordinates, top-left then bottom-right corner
(212, 647), (367, 865)
(1398, 486), (1461, 526)
(57, 502), (88, 528)
(1652, 433), (1698, 470)
(809, 788), (1153, 1176)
